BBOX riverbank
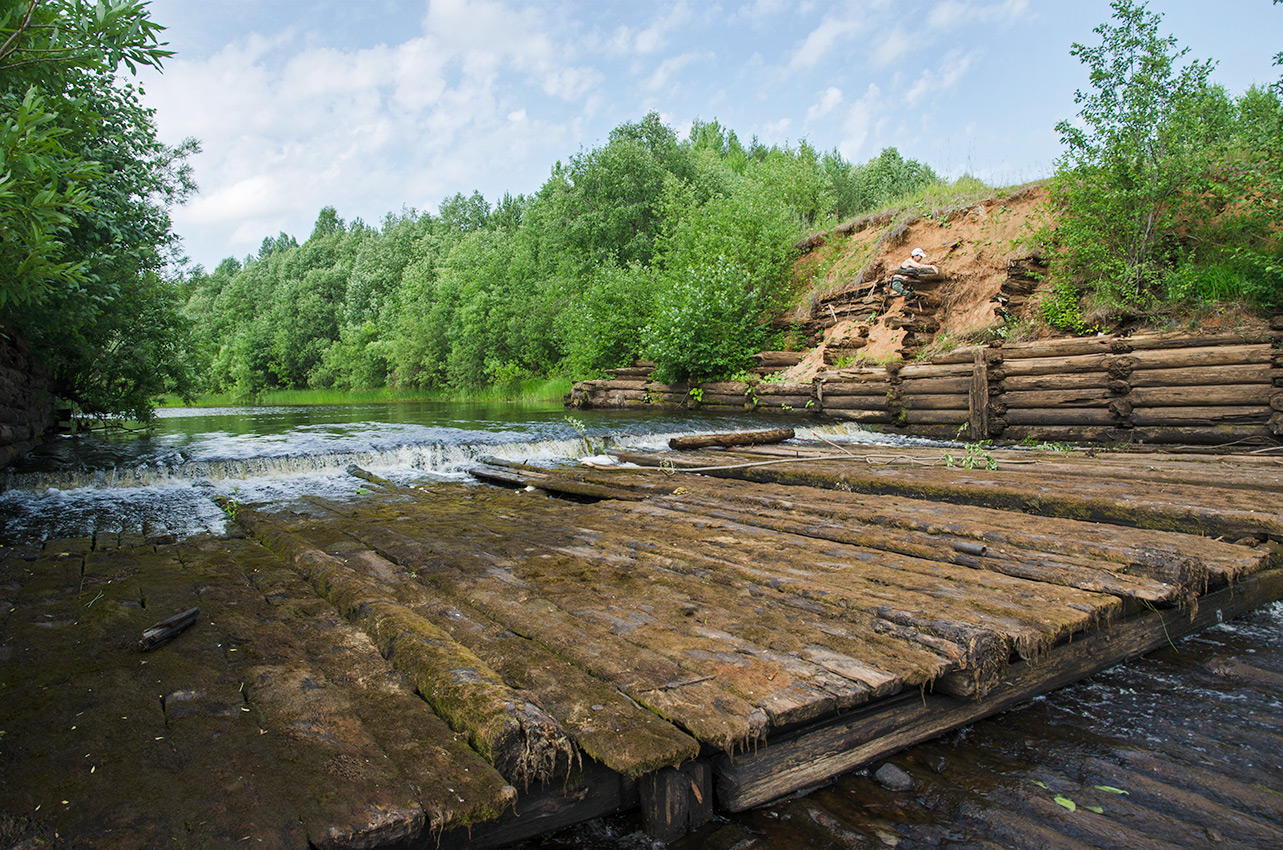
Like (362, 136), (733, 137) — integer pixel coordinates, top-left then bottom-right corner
(154, 377), (575, 410)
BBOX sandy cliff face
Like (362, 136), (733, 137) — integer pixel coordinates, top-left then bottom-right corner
(779, 185), (1055, 382)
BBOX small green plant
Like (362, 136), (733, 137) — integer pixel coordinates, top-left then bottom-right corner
(564, 415), (604, 453)
(780, 403), (793, 411)
(946, 429), (999, 470)
(688, 387), (704, 404)
(221, 488), (242, 520)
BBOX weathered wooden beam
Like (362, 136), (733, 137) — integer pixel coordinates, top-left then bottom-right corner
(639, 761), (713, 842)
(669, 428), (795, 450)
(712, 568), (1283, 812)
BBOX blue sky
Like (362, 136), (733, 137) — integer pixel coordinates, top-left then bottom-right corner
(135, 0), (1283, 270)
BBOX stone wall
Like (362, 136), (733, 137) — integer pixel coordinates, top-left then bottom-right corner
(0, 330), (55, 466)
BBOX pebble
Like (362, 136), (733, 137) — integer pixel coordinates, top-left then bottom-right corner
(874, 763), (914, 792)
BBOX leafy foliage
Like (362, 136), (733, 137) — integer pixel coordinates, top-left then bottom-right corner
(1050, 0), (1282, 317)
(0, 0), (198, 420)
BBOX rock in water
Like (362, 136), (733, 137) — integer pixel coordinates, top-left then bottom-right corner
(874, 762), (914, 792)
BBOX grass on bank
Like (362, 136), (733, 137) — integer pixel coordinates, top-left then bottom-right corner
(157, 376), (574, 408)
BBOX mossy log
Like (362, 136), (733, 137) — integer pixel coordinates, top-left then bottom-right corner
(824, 409), (896, 424)
(820, 395), (891, 411)
(235, 508), (576, 788)
(755, 381), (814, 397)
(818, 381), (893, 397)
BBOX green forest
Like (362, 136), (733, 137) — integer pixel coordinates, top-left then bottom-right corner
(2, 0), (1280, 421)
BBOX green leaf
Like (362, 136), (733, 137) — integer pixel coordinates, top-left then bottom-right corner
(1054, 795), (1077, 812)
(1084, 805), (1105, 814)
(1029, 780), (1049, 790)
(1094, 785), (1130, 795)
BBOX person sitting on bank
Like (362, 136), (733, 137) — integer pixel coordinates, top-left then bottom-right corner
(890, 248), (942, 296)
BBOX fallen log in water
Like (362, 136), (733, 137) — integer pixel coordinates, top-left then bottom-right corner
(669, 428), (795, 450)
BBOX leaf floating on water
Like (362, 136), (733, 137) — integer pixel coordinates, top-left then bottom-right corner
(1084, 804), (1104, 814)
(1029, 780), (1049, 789)
(1094, 785), (1130, 795)
(1054, 795), (1077, 812)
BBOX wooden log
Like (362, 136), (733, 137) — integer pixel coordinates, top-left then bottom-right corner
(1126, 331), (1278, 349)
(695, 393), (750, 407)
(998, 426), (1133, 444)
(1127, 344), (1274, 369)
(898, 376), (971, 395)
(639, 762), (713, 842)
(823, 409), (895, 424)
(1129, 426), (1276, 445)
(755, 381), (814, 397)
(902, 409), (968, 425)
(894, 361), (976, 379)
(998, 337), (1130, 358)
(820, 368), (891, 383)
(969, 348), (989, 440)
(1129, 406), (1272, 426)
(817, 381), (893, 397)
(713, 568), (1283, 812)
(900, 394), (970, 411)
(1002, 388), (1115, 408)
(696, 381), (750, 395)
(923, 345), (988, 365)
(138, 606), (200, 651)
(751, 351), (804, 367)
(1004, 408), (1122, 426)
(820, 395), (891, 411)
(1129, 385), (1274, 407)
(669, 429), (795, 451)
(1003, 372), (1113, 392)
(1129, 363), (1275, 387)
(592, 379), (649, 391)
(754, 395), (814, 409)
(1273, 393), (1283, 412)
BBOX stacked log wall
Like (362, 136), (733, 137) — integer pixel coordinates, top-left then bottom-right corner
(565, 321), (1283, 445)
(0, 330), (55, 467)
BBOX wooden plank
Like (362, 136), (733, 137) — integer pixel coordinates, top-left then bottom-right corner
(669, 428), (795, 450)
(899, 376), (972, 395)
(1002, 388), (1115, 408)
(1130, 406), (1271, 426)
(712, 568), (1283, 812)
(901, 393), (970, 411)
(639, 762), (713, 842)
(1129, 363), (1275, 387)
(1003, 372), (1113, 392)
(1129, 385), (1274, 407)
(970, 347), (989, 440)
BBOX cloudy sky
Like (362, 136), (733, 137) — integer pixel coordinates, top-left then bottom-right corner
(135, 0), (1282, 270)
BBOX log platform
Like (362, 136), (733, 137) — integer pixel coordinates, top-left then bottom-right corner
(2, 442), (1281, 847)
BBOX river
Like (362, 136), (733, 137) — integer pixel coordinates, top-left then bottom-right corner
(0, 400), (912, 544)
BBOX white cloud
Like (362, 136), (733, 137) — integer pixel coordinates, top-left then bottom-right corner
(634, 2), (692, 55)
(806, 86), (844, 123)
(788, 13), (864, 72)
(869, 29), (913, 69)
(762, 117), (792, 142)
(644, 52), (703, 91)
(904, 49), (978, 105)
(927, 0), (1029, 31)
(839, 84), (882, 161)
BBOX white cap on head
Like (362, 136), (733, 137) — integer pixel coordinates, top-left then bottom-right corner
(911, 248), (925, 258)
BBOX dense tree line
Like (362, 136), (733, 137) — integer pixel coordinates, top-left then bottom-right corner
(0, 0), (198, 420)
(183, 116), (938, 396)
(1046, 0), (1282, 329)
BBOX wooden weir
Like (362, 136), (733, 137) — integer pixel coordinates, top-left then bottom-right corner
(2, 440), (1282, 847)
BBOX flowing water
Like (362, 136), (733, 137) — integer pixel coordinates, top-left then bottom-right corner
(0, 400), (919, 544)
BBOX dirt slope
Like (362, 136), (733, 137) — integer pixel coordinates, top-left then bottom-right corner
(778, 184), (1053, 381)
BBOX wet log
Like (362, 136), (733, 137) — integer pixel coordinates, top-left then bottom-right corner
(754, 395), (813, 409)
(899, 394), (969, 411)
(998, 425), (1134, 444)
(669, 428), (795, 451)
(712, 567), (1283, 812)
(639, 762), (713, 843)
(1003, 408), (1122, 426)
(817, 381), (893, 397)
(902, 409), (968, 425)
(824, 409), (896, 424)
(696, 381), (750, 395)
(755, 381), (814, 397)
(898, 376), (971, 395)
(233, 509), (576, 788)
(694, 393), (750, 407)
(819, 395), (891, 411)
(138, 606), (200, 651)
(1129, 385), (1274, 407)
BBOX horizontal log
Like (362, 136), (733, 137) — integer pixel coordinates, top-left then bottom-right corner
(1125, 331), (1278, 350)
(754, 395), (813, 409)
(755, 382), (814, 397)
(897, 376), (972, 395)
(608, 367), (653, 379)
(997, 425), (1133, 444)
(593, 379), (649, 391)
(695, 394), (750, 407)
(817, 381), (893, 397)
(1127, 344), (1274, 370)
(1128, 363), (1275, 388)
(819, 368), (892, 383)
(669, 429), (795, 451)
(923, 346), (988, 365)
(1129, 406), (1272, 426)
(1129, 385), (1274, 407)
(823, 409), (895, 424)
(751, 351), (803, 367)
(1004, 408), (1122, 426)
(895, 361), (975, 379)
(999, 337), (1129, 359)
(899, 394), (969, 411)
(696, 381), (750, 395)
(819, 395), (891, 411)
(1002, 372), (1113, 392)
(1002, 388), (1115, 409)
(1128, 426), (1276, 445)
(902, 409), (968, 425)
